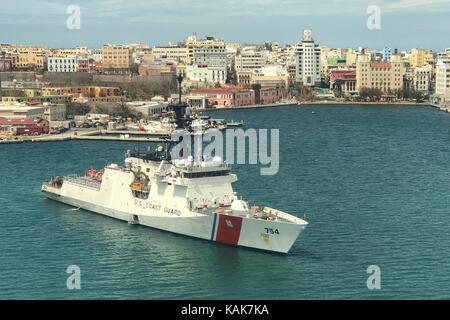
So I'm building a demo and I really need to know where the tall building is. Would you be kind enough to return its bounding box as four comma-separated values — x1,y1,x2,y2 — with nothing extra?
235,49,266,72
413,64,433,93
435,58,450,102
101,44,132,74
356,53,404,93
295,29,321,86
185,35,228,84
409,49,433,68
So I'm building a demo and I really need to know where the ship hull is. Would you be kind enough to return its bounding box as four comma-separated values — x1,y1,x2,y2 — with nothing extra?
42,188,306,254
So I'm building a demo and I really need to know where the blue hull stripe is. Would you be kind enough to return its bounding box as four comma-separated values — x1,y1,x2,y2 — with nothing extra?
210,213,217,241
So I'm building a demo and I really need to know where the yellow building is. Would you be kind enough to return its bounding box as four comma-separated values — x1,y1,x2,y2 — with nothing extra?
356,54,404,93
101,44,132,72
409,49,433,68
42,86,120,99
138,62,176,76
13,51,45,70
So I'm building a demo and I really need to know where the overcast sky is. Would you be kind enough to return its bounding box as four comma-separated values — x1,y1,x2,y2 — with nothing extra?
1,0,449,51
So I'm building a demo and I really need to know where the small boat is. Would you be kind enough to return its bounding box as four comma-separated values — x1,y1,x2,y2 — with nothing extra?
226,120,244,128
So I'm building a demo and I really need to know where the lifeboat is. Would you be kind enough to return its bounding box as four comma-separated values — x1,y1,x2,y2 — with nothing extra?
95,170,104,181
87,165,96,178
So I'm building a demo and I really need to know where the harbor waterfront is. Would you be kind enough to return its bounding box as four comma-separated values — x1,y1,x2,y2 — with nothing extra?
2,104,450,299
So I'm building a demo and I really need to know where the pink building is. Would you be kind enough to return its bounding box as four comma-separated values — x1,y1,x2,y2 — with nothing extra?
89,61,102,73
259,87,282,104
78,58,89,73
191,86,255,108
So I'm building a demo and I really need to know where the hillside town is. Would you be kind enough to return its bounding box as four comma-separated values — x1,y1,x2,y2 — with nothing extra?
1,29,450,140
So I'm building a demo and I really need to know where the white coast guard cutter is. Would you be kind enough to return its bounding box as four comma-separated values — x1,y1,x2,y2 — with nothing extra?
42,146,308,254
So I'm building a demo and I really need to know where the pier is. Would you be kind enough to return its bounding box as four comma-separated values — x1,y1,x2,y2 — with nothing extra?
11,128,170,144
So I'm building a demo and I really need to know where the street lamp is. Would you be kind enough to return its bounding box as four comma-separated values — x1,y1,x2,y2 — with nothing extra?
177,71,185,104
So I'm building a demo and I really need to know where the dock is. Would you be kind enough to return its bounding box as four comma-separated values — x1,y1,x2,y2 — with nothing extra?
12,128,171,144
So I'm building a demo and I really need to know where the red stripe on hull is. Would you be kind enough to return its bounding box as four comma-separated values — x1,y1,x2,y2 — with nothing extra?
215,214,243,245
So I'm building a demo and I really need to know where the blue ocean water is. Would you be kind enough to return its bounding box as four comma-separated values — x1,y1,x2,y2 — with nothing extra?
1,104,450,299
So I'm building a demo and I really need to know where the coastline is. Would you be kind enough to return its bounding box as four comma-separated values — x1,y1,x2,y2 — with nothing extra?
2,101,448,145
200,100,441,112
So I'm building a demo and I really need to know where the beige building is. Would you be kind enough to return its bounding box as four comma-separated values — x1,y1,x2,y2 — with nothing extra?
101,44,132,73
152,47,188,63
413,64,433,93
356,54,404,93
0,102,45,119
250,75,288,88
43,103,66,121
409,49,433,68
138,62,176,76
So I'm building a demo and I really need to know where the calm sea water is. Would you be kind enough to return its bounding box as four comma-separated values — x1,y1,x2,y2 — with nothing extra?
2,104,450,299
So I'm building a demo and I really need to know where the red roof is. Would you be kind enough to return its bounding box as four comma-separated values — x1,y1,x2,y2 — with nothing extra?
370,62,391,68
330,70,356,82
0,117,47,126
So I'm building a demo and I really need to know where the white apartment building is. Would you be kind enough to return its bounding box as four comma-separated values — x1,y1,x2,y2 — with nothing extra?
435,58,450,102
186,65,226,84
47,56,78,72
235,50,266,72
295,29,321,86
413,64,433,93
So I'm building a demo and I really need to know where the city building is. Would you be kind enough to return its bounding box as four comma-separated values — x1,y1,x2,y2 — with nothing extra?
47,56,78,72
138,61,176,76
101,44,132,73
259,87,282,104
235,50,266,72
11,51,45,70
0,56,12,71
152,47,189,63
409,49,434,68
295,29,321,86
186,64,226,84
382,47,392,61
190,86,255,108
413,64,433,93
0,102,45,118
435,58,450,102
329,70,357,96
126,98,169,116
77,57,90,73
42,103,66,121
355,53,405,93
42,86,122,103
186,35,228,84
